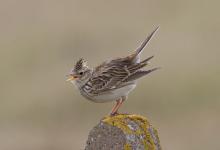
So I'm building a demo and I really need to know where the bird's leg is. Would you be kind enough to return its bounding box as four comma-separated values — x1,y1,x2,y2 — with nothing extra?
110,99,121,116
113,99,123,114
110,96,126,116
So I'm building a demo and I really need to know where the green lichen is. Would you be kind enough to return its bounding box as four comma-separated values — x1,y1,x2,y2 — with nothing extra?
102,114,160,150
124,143,132,150
102,114,136,134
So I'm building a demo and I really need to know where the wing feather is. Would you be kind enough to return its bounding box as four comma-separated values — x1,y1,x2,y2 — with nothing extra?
84,56,155,95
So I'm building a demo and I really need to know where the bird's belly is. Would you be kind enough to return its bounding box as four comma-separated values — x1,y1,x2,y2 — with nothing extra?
87,84,136,103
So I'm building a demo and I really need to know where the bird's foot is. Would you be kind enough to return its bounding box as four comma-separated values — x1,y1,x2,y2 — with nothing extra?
110,111,119,116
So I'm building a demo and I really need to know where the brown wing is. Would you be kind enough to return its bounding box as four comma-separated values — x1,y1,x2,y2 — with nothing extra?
83,56,154,95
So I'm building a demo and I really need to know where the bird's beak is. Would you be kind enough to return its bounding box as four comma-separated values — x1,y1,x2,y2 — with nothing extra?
66,75,78,81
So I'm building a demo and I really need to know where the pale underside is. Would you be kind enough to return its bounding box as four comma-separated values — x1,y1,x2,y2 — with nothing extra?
79,81,136,103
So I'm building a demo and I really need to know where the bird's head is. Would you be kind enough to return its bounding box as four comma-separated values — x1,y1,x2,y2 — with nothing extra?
66,58,92,83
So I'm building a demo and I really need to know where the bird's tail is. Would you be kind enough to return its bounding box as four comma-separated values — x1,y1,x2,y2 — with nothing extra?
130,26,159,63
124,67,160,82
128,56,154,72
135,26,159,56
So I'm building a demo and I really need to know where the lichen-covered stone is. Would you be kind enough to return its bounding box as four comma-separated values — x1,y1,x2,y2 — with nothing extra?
85,114,161,150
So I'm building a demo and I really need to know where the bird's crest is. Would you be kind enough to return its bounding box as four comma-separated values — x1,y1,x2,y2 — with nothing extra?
74,58,87,71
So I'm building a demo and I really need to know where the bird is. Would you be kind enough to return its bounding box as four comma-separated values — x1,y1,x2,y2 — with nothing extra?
66,27,159,115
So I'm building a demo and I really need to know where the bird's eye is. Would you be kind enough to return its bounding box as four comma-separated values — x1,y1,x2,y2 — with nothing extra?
79,72,84,75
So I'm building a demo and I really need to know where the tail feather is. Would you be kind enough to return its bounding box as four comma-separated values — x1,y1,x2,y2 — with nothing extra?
135,26,159,56
141,55,154,63
128,56,154,72
124,67,160,82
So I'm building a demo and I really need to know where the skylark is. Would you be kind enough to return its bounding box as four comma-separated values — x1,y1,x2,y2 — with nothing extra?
67,27,159,115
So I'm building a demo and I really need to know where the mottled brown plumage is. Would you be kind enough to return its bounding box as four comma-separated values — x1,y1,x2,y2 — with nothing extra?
67,27,159,115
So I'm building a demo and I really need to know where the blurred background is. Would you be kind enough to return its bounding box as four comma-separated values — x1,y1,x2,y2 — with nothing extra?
0,0,220,150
